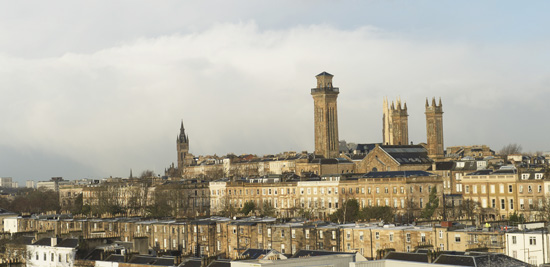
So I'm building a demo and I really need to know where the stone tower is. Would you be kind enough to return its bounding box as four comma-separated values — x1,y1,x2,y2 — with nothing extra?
383,97,409,145
177,121,191,172
425,97,444,158
311,72,340,158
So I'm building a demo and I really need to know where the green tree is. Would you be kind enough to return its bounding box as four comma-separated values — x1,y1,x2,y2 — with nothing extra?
330,199,360,223
361,206,395,223
421,186,439,219
260,201,276,217
69,193,83,215
241,201,256,215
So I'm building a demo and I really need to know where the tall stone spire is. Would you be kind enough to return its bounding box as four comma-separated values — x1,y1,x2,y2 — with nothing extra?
177,120,190,175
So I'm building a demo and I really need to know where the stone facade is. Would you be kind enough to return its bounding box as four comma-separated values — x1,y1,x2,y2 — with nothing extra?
311,72,340,158
425,97,444,159
383,97,409,146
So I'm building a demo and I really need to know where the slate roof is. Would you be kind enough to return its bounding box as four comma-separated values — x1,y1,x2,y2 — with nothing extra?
291,249,355,258
427,161,455,171
380,145,432,165
362,171,435,178
383,251,428,263
104,254,125,263
179,258,201,267
57,238,79,248
128,255,175,266
208,260,231,267
434,253,532,267
241,248,277,259
316,71,333,76
32,237,62,246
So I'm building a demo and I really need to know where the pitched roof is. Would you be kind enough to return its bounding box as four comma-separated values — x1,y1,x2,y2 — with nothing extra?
56,238,79,248
379,145,432,165
241,249,272,259
291,249,355,258
434,253,532,267
383,252,428,263
362,171,435,178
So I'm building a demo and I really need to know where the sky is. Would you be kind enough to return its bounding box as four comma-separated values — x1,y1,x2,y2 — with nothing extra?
1,1,550,184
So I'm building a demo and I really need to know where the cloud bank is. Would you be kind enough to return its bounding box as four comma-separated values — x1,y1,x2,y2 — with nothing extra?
0,22,549,181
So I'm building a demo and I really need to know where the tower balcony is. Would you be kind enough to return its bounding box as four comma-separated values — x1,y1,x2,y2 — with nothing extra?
311,87,339,94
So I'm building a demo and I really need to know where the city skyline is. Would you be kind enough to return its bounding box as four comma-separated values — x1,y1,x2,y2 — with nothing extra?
1,1,550,183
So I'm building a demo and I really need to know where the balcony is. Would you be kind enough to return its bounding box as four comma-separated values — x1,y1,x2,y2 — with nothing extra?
311,87,339,94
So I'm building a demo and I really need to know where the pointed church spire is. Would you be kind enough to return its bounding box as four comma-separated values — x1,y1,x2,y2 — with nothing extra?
179,120,188,143
432,97,436,107
403,102,407,110
129,169,133,179
438,97,442,107
425,98,429,107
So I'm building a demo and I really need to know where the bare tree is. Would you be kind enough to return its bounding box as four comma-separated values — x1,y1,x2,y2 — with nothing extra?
499,143,522,157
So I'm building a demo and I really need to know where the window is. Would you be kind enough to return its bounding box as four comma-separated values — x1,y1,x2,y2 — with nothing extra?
419,186,423,193
501,199,505,209
538,185,542,193
500,184,504,193
305,230,309,239
406,233,411,243
292,229,295,238
400,187,404,194
510,199,514,210
421,233,426,242
376,187,379,194
455,235,461,242
512,236,517,244
267,228,271,237
465,186,469,193
393,187,397,194
473,185,477,194
319,230,323,239
490,185,495,193
519,185,523,193
389,233,394,242
492,199,496,208
368,187,371,194
359,232,364,241
332,231,336,240
530,236,536,245
36,253,38,260
384,187,388,194
481,185,486,193
439,230,443,239
509,185,513,193
528,186,532,193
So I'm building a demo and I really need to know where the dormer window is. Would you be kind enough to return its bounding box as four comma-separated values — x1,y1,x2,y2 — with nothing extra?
522,174,529,180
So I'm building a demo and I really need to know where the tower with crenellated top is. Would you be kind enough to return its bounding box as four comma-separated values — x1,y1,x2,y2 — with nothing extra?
383,97,409,145
425,97,444,159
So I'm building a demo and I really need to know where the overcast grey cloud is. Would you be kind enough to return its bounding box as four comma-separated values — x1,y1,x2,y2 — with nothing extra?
0,1,549,183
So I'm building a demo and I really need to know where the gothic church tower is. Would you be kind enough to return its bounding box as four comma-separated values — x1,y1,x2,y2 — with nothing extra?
177,121,191,172
311,72,340,158
383,97,409,145
425,97,444,158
